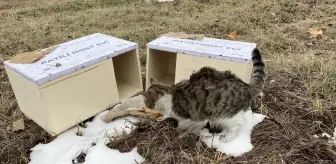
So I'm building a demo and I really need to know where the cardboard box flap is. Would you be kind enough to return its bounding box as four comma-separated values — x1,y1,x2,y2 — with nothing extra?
147,36,256,63
4,33,138,85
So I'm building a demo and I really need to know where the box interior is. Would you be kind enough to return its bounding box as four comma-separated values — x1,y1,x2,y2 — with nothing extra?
146,49,176,89
175,53,253,84
112,49,142,100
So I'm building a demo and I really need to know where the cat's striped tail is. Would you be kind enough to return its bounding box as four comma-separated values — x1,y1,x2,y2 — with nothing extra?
249,48,265,97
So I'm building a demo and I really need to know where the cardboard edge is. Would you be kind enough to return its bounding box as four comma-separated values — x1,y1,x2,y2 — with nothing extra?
145,48,151,90
35,44,138,85
147,36,257,62
4,33,139,85
4,66,55,135
48,87,143,136
3,62,40,84
134,48,144,90
147,36,257,47
146,44,252,63
4,44,138,85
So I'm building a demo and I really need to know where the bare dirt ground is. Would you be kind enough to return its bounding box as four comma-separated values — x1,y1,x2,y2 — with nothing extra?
0,0,336,163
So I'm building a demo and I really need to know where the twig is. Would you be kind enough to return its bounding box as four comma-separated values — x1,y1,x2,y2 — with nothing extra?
284,91,307,101
265,117,284,129
101,106,163,123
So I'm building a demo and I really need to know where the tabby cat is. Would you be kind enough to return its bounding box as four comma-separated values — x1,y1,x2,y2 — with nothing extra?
109,48,265,143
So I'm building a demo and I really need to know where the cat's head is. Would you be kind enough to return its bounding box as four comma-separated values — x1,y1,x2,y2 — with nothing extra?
147,77,171,94
149,77,189,89
149,77,159,85
149,77,171,87
149,77,171,88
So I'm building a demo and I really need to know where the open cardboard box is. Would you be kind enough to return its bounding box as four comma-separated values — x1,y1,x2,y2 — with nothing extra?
4,33,143,136
112,49,143,100
146,35,256,89
146,49,177,86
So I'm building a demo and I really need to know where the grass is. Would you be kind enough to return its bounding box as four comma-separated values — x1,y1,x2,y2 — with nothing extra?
0,0,336,163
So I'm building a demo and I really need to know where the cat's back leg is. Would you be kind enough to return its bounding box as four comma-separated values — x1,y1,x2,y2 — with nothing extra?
169,111,208,134
177,119,208,134
210,110,245,143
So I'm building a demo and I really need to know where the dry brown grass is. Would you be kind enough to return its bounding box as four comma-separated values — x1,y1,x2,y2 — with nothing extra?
1,0,336,163
108,118,229,163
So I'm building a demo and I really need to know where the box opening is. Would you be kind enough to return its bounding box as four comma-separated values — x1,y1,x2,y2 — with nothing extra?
146,49,176,88
112,49,142,100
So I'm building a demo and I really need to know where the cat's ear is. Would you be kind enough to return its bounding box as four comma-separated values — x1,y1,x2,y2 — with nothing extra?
205,121,211,129
150,77,158,85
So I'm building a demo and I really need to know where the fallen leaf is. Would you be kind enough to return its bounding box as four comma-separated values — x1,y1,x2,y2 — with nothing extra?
9,45,59,64
101,106,164,123
308,27,323,37
161,32,204,40
40,45,59,54
226,32,240,40
9,51,44,64
12,118,25,132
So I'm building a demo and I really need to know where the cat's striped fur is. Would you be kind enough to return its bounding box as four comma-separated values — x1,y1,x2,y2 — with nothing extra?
110,48,265,142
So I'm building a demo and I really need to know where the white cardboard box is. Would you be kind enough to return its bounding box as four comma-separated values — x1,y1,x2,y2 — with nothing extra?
4,33,143,136
146,36,256,89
